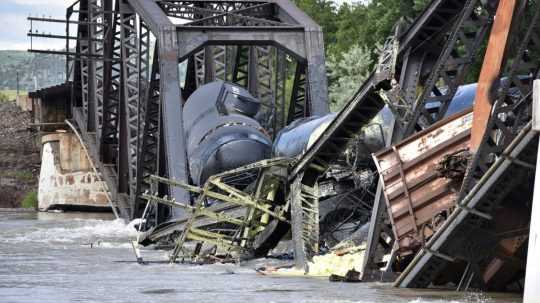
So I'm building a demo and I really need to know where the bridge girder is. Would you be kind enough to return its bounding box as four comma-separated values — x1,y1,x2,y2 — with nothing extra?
35,0,329,221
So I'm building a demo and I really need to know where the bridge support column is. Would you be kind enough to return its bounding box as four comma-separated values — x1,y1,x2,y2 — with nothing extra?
525,80,540,303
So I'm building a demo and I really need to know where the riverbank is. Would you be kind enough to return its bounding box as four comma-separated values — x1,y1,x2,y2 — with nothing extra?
0,208,36,212
0,100,40,208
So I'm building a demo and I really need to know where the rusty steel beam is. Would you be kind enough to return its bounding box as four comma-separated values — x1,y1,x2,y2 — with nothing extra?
470,0,517,151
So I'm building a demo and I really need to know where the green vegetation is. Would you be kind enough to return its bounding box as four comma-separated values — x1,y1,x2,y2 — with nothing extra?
0,91,10,102
0,50,65,92
21,191,38,209
0,90,26,102
294,0,429,60
0,170,35,182
293,0,431,110
0,50,31,66
0,2,436,111
327,45,373,111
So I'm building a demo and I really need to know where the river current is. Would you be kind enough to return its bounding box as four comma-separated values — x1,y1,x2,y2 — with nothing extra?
0,211,523,303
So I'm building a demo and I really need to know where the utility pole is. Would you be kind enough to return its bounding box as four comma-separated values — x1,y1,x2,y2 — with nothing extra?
16,71,19,96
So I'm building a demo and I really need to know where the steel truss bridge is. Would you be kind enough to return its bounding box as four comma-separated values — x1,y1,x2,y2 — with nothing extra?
30,0,329,220
29,0,540,291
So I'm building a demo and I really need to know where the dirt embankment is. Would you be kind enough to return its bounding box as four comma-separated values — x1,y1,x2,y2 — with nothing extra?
0,101,40,208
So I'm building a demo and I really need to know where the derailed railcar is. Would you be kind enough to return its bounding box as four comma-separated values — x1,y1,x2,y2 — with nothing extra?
373,109,473,267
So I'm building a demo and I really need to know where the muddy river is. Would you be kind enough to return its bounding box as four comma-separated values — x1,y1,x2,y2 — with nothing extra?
0,211,523,303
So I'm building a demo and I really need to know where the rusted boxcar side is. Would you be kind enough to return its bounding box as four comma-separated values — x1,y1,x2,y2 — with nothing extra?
373,109,473,255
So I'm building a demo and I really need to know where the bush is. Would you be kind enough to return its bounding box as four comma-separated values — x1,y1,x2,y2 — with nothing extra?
14,171,34,182
21,191,38,209
0,170,34,182
327,44,373,111
0,91,9,102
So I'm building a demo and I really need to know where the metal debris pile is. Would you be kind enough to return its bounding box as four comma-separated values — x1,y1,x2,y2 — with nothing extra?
140,159,292,264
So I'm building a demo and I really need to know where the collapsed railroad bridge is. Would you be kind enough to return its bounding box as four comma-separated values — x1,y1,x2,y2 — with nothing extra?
27,0,540,297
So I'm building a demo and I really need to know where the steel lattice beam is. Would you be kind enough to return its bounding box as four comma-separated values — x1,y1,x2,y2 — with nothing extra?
128,0,192,220
120,5,141,206
175,0,329,118
459,0,540,207
33,0,329,227
288,63,308,123
135,44,161,218
213,45,228,81
158,1,272,21
100,2,121,164
252,46,274,131
274,48,287,129
288,0,495,269
394,0,540,289
400,0,492,137
232,45,249,87
79,0,91,132
90,0,106,144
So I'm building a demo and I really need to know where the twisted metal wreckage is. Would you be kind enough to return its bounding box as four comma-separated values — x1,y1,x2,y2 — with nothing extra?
27,0,540,293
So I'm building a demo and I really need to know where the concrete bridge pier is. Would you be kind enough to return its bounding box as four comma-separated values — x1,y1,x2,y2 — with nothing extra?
38,131,110,212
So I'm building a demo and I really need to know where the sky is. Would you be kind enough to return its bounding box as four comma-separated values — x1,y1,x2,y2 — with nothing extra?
0,0,356,51
0,0,70,50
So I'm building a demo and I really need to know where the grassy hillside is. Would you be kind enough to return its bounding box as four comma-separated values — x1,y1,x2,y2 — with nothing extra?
0,51,30,66
0,90,27,102
0,50,65,92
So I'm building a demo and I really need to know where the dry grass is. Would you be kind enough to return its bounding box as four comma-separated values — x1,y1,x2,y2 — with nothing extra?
0,90,26,102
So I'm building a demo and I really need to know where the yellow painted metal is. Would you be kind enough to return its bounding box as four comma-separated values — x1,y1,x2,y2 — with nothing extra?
142,158,295,263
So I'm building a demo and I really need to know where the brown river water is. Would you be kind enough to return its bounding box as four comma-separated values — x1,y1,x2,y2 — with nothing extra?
0,211,523,303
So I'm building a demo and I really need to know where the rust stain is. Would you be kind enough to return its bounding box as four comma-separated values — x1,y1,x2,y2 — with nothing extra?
471,0,517,151
373,110,472,254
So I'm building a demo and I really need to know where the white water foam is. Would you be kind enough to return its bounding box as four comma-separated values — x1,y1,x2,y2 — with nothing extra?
2,218,138,248
407,293,493,303
407,300,462,303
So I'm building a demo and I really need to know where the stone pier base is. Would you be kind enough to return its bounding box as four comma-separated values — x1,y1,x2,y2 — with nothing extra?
38,132,110,212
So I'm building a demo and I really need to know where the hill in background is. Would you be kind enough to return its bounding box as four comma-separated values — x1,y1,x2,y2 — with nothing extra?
0,50,65,93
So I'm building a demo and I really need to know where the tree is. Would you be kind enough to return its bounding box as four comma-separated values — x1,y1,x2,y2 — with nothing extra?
292,0,432,109
294,0,431,60
327,44,373,111
293,0,339,51
332,3,368,56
